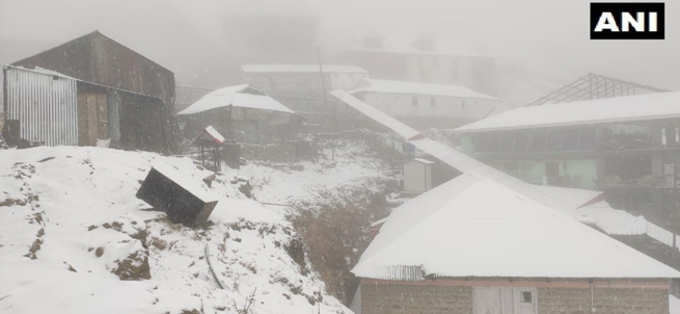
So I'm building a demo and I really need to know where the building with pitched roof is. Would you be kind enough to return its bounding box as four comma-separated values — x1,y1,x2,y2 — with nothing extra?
350,78,500,129
241,64,368,127
3,31,175,152
352,172,679,314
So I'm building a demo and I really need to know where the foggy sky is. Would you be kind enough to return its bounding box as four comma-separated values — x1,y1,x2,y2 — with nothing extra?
1,0,677,102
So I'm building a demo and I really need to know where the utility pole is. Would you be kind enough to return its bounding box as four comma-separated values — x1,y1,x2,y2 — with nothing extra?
316,44,336,129
316,43,335,160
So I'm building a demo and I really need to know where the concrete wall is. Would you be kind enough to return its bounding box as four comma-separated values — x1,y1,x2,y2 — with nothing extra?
358,278,670,314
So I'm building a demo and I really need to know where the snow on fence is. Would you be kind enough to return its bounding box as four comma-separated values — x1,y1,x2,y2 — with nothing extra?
379,265,425,281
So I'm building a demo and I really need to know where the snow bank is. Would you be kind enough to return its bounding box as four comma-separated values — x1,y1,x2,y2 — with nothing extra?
0,146,349,314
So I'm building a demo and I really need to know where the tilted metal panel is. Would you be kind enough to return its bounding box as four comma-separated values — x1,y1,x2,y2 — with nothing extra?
5,67,78,146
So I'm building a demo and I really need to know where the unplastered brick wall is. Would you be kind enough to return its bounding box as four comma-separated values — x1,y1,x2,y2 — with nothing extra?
538,286,668,314
359,279,669,314
360,282,473,314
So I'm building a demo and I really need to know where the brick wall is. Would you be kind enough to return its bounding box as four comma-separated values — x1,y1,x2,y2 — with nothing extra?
361,282,473,314
359,278,669,314
538,286,668,314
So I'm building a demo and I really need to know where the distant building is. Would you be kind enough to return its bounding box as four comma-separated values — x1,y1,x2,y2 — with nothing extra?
352,173,679,314
350,78,500,129
340,47,498,96
177,84,297,144
175,85,213,113
456,91,680,233
241,64,368,123
3,31,175,152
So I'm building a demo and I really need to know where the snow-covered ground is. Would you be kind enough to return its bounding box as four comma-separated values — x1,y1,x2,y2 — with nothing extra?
0,144,388,314
237,138,391,205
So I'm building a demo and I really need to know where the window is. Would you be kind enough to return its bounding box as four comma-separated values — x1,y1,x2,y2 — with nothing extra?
521,291,533,303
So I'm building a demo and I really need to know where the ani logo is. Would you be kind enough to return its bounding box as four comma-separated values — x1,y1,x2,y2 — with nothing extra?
590,2,665,39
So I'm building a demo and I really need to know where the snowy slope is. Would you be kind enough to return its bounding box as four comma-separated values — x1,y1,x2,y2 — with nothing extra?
0,147,350,314
237,139,391,205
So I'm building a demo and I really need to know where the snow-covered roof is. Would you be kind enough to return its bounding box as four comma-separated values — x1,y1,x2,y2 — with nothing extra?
351,79,497,100
241,64,367,74
150,162,217,203
333,91,679,278
331,90,602,212
456,91,680,133
332,90,420,139
412,158,435,165
204,126,225,144
177,84,294,115
353,173,680,279
6,65,77,80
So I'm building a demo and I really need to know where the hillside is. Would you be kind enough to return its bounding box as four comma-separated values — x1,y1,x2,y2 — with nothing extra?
0,144,389,314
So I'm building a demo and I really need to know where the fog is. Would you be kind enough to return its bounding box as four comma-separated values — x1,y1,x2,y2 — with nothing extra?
1,0,678,102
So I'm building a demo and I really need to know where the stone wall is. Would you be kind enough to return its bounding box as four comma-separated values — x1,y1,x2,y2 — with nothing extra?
359,279,669,314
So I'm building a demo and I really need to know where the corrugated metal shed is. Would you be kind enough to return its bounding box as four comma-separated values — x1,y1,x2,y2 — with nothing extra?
4,66,78,146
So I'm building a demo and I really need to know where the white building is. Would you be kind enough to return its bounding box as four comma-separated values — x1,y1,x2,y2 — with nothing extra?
340,47,499,96
350,78,500,129
241,64,368,115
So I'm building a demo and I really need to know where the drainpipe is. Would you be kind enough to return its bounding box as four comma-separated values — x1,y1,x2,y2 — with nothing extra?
590,279,596,313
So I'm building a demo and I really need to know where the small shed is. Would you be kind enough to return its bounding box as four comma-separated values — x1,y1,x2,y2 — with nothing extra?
402,158,434,195
136,163,218,226
177,84,297,144
196,126,225,171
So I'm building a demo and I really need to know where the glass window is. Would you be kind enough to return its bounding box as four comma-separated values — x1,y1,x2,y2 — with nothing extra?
521,291,532,303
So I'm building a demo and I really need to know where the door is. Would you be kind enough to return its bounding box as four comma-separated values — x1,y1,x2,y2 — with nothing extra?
473,287,537,314
473,287,503,314
514,288,537,314
96,93,108,140
77,92,109,146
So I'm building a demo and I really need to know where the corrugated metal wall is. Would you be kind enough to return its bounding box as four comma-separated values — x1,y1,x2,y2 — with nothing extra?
4,66,78,146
